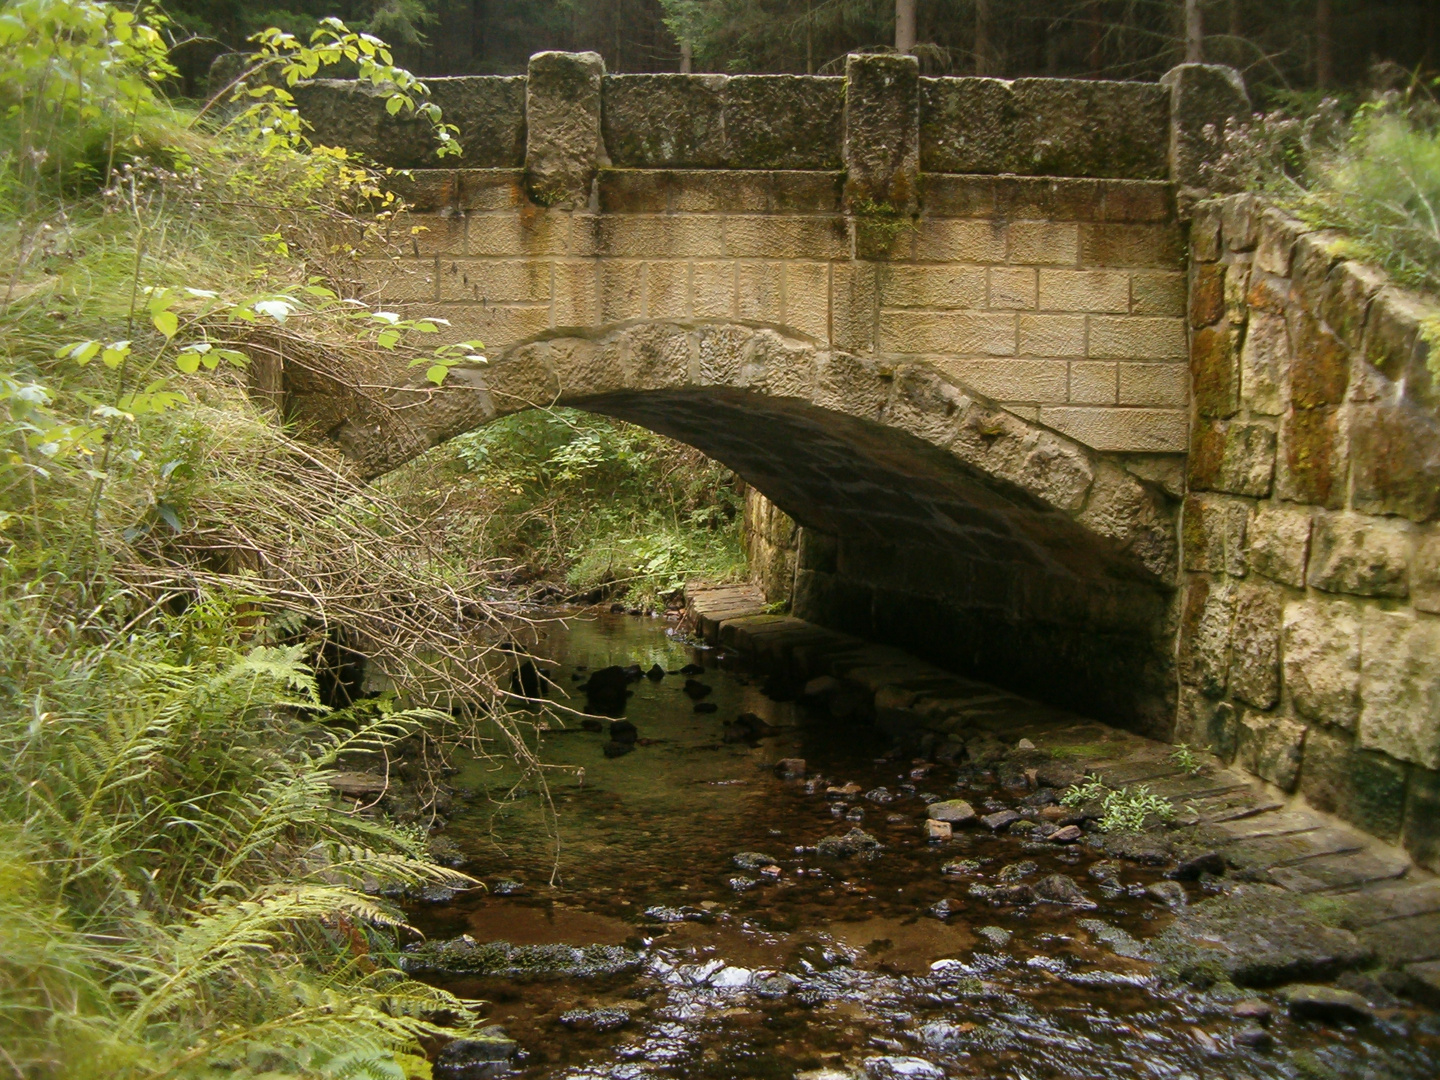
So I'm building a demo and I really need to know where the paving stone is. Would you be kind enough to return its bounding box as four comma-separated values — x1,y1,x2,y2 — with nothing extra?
1267,849,1411,894
1404,960,1440,1006
1214,809,1324,841
1344,882,1440,926
1360,914,1440,966
1226,828,1365,869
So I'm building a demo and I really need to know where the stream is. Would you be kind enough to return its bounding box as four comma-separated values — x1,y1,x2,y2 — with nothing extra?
405,610,1440,1080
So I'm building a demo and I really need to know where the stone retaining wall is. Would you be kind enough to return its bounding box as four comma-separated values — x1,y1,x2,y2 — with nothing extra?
1177,193,1440,873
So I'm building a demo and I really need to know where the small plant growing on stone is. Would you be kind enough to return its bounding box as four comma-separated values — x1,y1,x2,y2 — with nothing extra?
1169,742,1203,776
1060,776,1108,807
1098,785,1175,834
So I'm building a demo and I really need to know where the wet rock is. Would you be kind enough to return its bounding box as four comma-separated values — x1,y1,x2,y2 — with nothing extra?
435,1027,518,1080
602,740,634,758
977,925,1012,947
996,860,1039,883
642,905,709,923
816,827,882,858
621,663,644,682
924,819,952,842
1078,918,1148,960
1048,825,1084,844
845,806,866,822
1095,831,1173,865
1148,883,1372,988
583,666,631,716
864,1056,945,1080
679,663,704,675
610,719,638,744
728,875,758,891
1170,850,1226,881
802,675,841,698
723,712,778,741
732,851,778,871
1146,880,1189,908
827,781,863,796
491,878,526,896
558,1007,631,1032
645,663,666,681
928,897,962,919
693,701,719,714
752,971,797,997
865,786,895,804
1231,999,1273,1023
683,679,713,699
926,799,977,825
400,939,644,980
1285,984,1375,1023
775,757,807,779
1033,873,1097,909
1020,787,1058,808
427,836,466,869
981,810,1022,831
970,882,1035,905
942,858,982,875
1016,738,1037,750
1234,1024,1273,1048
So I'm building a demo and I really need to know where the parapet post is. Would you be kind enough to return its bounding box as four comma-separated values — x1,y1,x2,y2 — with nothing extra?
525,51,608,209
843,52,920,221
1161,63,1251,200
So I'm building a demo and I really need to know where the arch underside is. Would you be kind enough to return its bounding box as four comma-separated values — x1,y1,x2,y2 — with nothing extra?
308,320,1181,731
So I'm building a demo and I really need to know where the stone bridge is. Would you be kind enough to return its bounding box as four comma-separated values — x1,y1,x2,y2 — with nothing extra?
254,52,1440,868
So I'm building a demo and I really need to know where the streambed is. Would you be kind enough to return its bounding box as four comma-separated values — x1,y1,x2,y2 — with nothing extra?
406,610,1440,1080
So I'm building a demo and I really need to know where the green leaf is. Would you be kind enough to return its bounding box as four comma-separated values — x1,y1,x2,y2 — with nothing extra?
152,310,179,338
425,364,449,386
175,352,201,374
102,343,131,369
60,340,102,365
377,329,401,349
386,94,404,116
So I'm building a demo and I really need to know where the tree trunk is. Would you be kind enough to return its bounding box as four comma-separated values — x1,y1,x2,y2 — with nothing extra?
806,0,814,74
896,0,917,55
680,42,692,73
1316,0,1333,88
1228,0,1241,39
1185,0,1204,63
1087,1,1103,75
975,0,992,75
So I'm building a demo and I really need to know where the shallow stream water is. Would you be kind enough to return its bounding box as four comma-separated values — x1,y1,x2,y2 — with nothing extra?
408,611,1440,1080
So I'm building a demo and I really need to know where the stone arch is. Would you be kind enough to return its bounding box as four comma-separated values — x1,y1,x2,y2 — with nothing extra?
299,319,1179,731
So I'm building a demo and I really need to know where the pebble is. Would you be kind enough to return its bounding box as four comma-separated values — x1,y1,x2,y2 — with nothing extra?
924,819,952,842
926,798,977,824
1231,999,1273,1023
816,827,882,858
1146,880,1188,908
1234,1024,1273,1048
732,851,778,871
1285,984,1374,1023
1032,873,1097,909
1048,825,1083,844
865,786,895,804
977,925,1012,947
980,810,1022,831
775,757,807,779
996,860,1038,883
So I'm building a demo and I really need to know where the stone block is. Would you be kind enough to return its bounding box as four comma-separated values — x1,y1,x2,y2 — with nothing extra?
599,261,643,322
439,258,553,304
1089,316,1187,360
1176,685,1239,761
1132,271,1186,317
1178,575,1235,698
1038,407,1187,454
914,220,1007,264
1161,64,1251,190
1188,420,1276,497
1404,766,1440,873
844,53,920,214
692,261,735,319
832,263,879,352
553,262,599,325
1283,599,1361,730
1359,609,1440,770
601,74,726,167
1039,269,1130,313
596,216,724,259
1190,262,1225,327
1321,260,1386,351
1237,710,1307,792
1008,223,1080,266
737,262,782,323
1363,289,1437,407
645,261,689,318
1230,581,1283,709
988,267,1037,310
1239,311,1287,415
1348,401,1440,523
1307,512,1410,598
1069,361,1118,404
1018,314,1085,358
726,215,847,260
1301,727,1408,843
1255,207,1303,276
784,261,830,341
1247,503,1311,587
1191,323,1240,418
943,359,1067,404
526,52,607,208
1245,268,1287,315
1276,406,1342,509
1190,202,1223,262
1117,362,1188,407
1414,529,1440,615
722,74,846,169
878,311,1015,356
696,324,752,386
1289,313,1350,408
1079,224,1182,269
1218,193,1262,253
1182,493,1246,574
467,212,569,257
919,77,1169,179
881,265,987,310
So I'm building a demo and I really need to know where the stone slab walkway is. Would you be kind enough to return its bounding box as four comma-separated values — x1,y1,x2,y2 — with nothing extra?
682,583,1440,1002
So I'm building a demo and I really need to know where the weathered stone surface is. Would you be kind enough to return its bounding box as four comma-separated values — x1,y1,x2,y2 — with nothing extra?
1359,609,1440,769
1181,494,1247,574
1348,401,1440,523
1189,263,1225,327
927,799,977,824
1414,528,1440,614
1300,727,1408,843
1363,288,1438,408
1306,512,1410,598
526,52,607,207
1289,313,1351,408
724,75,846,169
1404,767,1440,873
1236,710,1307,791
1283,599,1361,730
1190,324,1239,418
1229,582,1282,709
919,76,1168,179
1218,193,1262,252
1284,984,1375,1023
845,53,920,213
1321,260,1386,350
1239,311,1286,415
1189,420,1275,497
1255,208,1302,276
1175,686,1238,761
1148,883,1369,988
1162,65,1250,190
294,76,527,169
1178,576,1234,697
1246,503,1311,587
1277,406,1342,508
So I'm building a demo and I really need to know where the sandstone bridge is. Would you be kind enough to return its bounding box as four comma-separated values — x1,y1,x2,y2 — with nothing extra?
251,52,1440,871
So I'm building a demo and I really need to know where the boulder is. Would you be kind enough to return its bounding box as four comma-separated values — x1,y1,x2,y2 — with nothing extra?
1033,874,1097,909
926,799,977,825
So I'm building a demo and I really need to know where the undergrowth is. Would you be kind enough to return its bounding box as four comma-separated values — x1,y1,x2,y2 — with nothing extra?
380,408,747,611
